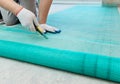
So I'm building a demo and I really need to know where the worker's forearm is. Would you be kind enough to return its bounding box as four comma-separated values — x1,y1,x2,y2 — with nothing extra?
39,0,53,24
0,0,23,15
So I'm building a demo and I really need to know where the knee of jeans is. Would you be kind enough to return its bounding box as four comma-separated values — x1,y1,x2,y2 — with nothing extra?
4,18,19,26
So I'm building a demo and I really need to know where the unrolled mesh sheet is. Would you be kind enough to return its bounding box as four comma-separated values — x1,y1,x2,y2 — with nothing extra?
0,5,120,82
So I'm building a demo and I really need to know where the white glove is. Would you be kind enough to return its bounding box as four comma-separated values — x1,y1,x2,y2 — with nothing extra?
40,24,61,33
17,8,39,32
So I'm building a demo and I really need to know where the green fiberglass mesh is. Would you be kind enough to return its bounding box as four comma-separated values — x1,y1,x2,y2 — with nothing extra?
0,5,120,82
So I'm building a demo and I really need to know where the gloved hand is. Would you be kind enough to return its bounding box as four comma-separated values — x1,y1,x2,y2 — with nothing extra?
17,8,40,32
40,24,61,34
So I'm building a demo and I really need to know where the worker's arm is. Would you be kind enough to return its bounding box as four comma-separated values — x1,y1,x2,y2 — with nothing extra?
0,0,22,15
0,0,40,32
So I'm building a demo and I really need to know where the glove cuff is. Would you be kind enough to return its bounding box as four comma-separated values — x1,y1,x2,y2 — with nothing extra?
15,7,24,16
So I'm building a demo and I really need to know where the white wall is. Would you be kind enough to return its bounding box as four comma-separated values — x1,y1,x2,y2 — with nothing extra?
53,0,101,4
55,0,100,1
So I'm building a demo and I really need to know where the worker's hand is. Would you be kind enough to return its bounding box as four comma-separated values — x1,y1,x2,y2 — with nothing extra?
17,8,39,32
40,24,61,34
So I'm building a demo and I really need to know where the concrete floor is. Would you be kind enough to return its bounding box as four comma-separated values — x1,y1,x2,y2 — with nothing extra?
0,4,119,84
0,57,117,84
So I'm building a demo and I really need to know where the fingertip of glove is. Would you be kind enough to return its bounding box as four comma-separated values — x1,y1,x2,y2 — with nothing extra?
46,29,61,34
